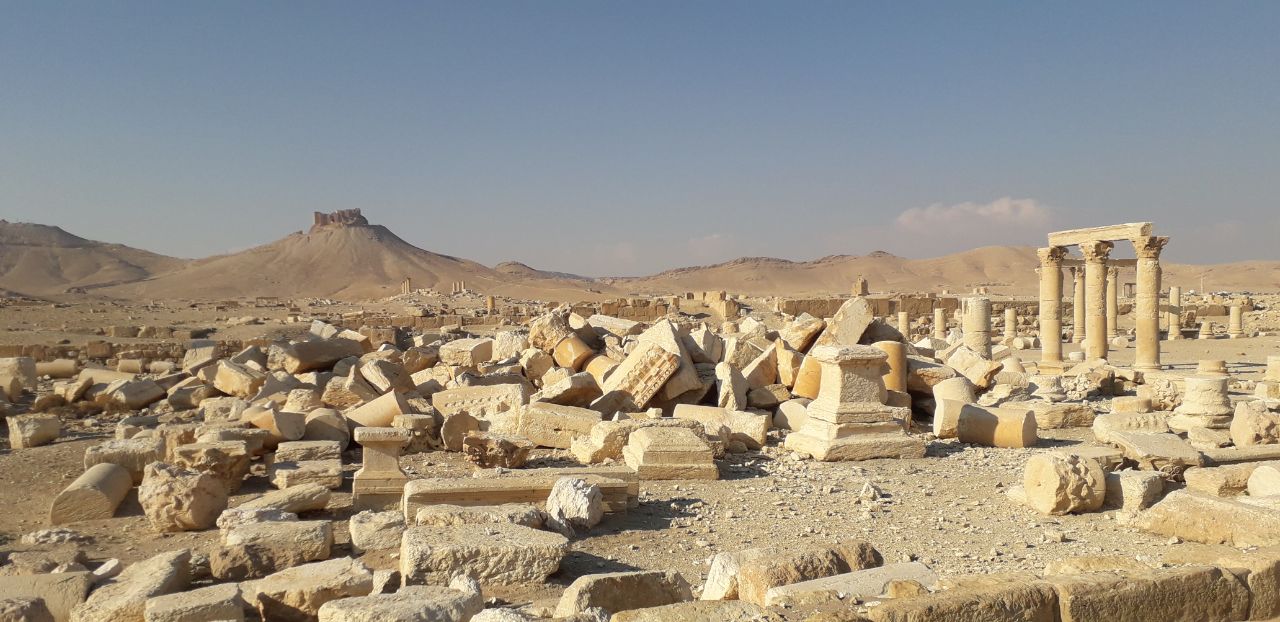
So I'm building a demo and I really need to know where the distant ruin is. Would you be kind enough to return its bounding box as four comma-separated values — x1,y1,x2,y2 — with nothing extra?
311,209,369,232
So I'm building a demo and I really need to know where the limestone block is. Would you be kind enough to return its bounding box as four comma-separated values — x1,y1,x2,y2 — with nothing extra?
237,482,331,514
415,504,545,529
270,338,365,374
956,405,1037,449
1102,469,1164,512
735,541,883,606
1248,463,1280,497
274,440,342,463
591,341,680,415
139,462,228,532
322,367,379,410
622,427,718,480
246,407,306,449
0,597,54,622
779,315,825,351
554,570,691,618
545,477,603,536
0,357,37,389
945,345,1003,389
530,371,602,408
610,601,777,622
1183,463,1263,496
102,379,166,409
866,580,1058,622
171,441,251,493
0,571,92,622
349,510,406,554
714,362,748,411
439,338,494,367
1134,490,1280,547
1045,565,1248,622
763,562,938,608
1023,453,1106,515
241,557,373,622
50,463,133,525
268,459,343,490
84,437,165,485
432,384,526,421
1092,411,1170,444
213,361,267,399
318,580,482,622
358,359,413,394
462,432,533,469
773,398,810,431
569,417,705,464
304,408,352,449
393,413,438,454
70,549,190,622
399,523,568,586
143,582,244,622
516,402,600,448
1108,430,1203,474
1230,400,1280,447
198,396,250,423
8,414,61,449
1027,402,1095,429
344,390,411,428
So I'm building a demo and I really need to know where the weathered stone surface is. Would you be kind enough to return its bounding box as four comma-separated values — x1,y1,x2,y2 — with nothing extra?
212,360,267,399
212,520,334,580
945,345,1003,389
139,463,228,532
432,384,526,421
956,405,1037,449
439,337,494,367
1183,463,1261,497
545,477,603,536
1248,463,1280,497
50,463,132,525
623,426,718,480
399,523,568,586
237,482,331,513
1027,402,1095,429
591,341,680,415
1102,469,1164,512
171,441,251,493
1108,430,1203,475
1023,453,1106,515
102,379,167,409
349,510,406,554
1092,411,1170,444
0,572,92,622
673,404,769,450
530,372,602,408
317,578,483,622
763,562,938,608
773,398,810,431
414,504,544,529
0,597,54,622
242,557,373,622
554,570,692,617
462,432,533,469
515,402,600,449
609,601,778,622
1231,399,1280,447
268,458,343,490
71,549,190,622
1045,564,1249,622
866,580,1058,622
7,413,61,449
271,338,366,374
143,582,244,622
735,542,883,606
570,417,703,464
1135,490,1280,547
84,436,163,485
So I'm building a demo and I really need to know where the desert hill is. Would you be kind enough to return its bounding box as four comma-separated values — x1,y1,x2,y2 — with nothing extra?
0,220,186,298
99,212,616,302
606,246,1280,297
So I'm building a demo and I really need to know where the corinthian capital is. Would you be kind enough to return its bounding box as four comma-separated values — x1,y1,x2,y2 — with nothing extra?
1036,246,1068,266
1079,240,1115,262
1134,236,1169,260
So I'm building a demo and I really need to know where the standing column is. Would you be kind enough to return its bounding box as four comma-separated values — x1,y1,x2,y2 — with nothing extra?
1004,307,1017,340
933,307,946,340
1072,267,1086,343
1168,286,1183,340
1080,241,1114,360
1037,246,1066,364
962,296,992,358
1133,236,1168,372
897,311,910,337
1228,304,1245,339
1106,266,1119,340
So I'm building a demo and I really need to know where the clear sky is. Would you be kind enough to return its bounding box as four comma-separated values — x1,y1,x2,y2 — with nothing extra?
2,2,1278,276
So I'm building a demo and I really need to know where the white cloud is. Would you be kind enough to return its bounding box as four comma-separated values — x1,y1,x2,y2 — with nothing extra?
895,197,1052,233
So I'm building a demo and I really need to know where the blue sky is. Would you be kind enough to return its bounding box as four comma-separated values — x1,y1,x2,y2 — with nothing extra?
2,2,1277,275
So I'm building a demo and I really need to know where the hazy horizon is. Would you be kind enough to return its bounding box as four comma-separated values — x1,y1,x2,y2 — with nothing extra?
4,3,1278,276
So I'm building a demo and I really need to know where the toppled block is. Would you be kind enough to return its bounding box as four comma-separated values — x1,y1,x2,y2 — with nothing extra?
1045,565,1248,622
516,402,601,449
1135,489,1280,547
956,405,1037,449
0,572,92,622
544,477,603,536
1027,402,1095,429
171,441,251,493
274,440,342,463
623,427,718,480
866,579,1058,622
139,463,228,532
945,345,1003,389
570,417,704,464
432,384,526,421
1102,469,1164,512
268,459,343,490
84,437,165,484
530,371,602,408
399,523,568,586
414,504,545,529
673,404,768,450
1230,400,1280,448
71,549,190,622
734,541,884,606
50,463,132,525
238,482,331,514
438,337,494,367
269,338,365,374
212,361,266,399
1108,430,1204,475
1093,411,1170,444
462,432,533,469
1023,453,1105,515
143,583,244,622
763,562,938,608
241,557,373,622
212,520,334,580
591,341,680,414
611,601,777,622
316,580,482,622
7,413,61,449
554,570,692,617
345,391,411,428
402,473,633,519
349,510,406,555
102,379,166,409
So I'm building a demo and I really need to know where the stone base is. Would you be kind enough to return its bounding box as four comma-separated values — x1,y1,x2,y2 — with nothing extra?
621,447,719,480
1167,413,1232,432
783,431,926,461
268,459,343,490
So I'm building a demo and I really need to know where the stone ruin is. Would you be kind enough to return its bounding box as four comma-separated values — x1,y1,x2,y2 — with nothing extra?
311,209,369,232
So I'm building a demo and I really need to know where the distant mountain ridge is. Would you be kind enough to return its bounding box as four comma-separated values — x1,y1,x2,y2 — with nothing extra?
0,220,186,297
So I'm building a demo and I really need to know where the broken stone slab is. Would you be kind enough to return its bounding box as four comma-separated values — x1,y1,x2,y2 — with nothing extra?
1102,469,1164,513
1135,489,1280,547
432,384,527,421
554,570,692,618
101,379,167,410
1162,547,1280,620
529,371,602,408
515,402,601,449
83,437,165,485
211,520,334,580
772,398,810,431
1230,400,1280,447
171,441,251,493
139,462,228,532
713,361,748,411
237,482,332,514
316,579,483,622
268,458,343,490
1183,463,1264,496
1092,411,1170,444
345,391,412,428
1108,430,1204,475
637,320,701,402
358,358,414,395
1044,564,1248,622
462,432,533,469
866,579,1058,622
0,597,55,622
241,557,373,622
269,338,366,374
591,341,680,415
735,541,884,606
1023,453,1106,515
414,504,544,529
673,404,768,450
610,601,777,622
70,549,190,622
322,367,380,410
544,477,603,536
245,406,307,449
763,562,938,608
143,582,244,622
348,510,406,555
1248,463,1280,497
569,417,704,464
438,337,495,367
212,360,267,399
945,345,1003,389
0,356,37,389
402,474,633,519
274,440,343,463
1027,402,1095,429
7,413,61,449
0,572,92,622
399,523,568,586
50,463,132,525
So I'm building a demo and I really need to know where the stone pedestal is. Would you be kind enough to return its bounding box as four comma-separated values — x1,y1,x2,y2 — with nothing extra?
1133,236,1167,371
1037,247,1066,364
1072,267,1086,344
1228,305,1245,339
352,427,411,511
1081,241,1114,360
962,297,992,359
1198,321,1214,340
1106,266,1119,340
782,346,923,461
932,308,946,340
1167,286,1183,340
1170,376,1233,430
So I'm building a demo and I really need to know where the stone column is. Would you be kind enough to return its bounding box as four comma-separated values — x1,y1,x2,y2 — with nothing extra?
933,307,946,340
1004,307,1017,340
962,297,992,359
1080,241,1114,360
1037,247,1066,364
1167,286,1183,340
1106,266,1119,340
1133,236,1167,372
897,311,910,337
1072,267,1086,344
1228,304,1245,339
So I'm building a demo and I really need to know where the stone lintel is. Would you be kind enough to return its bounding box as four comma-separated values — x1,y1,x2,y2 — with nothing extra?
1048,223,1152,247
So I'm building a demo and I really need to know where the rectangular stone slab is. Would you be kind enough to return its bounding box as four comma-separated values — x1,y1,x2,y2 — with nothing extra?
1048,222,1152,246
402,475,633,519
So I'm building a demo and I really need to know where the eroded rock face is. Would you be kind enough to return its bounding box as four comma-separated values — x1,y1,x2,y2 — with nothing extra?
1023,453,1106,516
545,477,603,536
138,462,228,532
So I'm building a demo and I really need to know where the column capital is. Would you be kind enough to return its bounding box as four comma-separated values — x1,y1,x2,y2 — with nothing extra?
1036,246,1069,266
1079,240,1114,262
1134,236,1169,260
1107,265,1119,279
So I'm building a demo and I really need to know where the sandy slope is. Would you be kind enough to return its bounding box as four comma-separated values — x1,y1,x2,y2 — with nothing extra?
0,221,186,297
